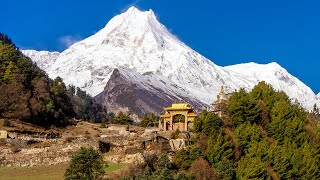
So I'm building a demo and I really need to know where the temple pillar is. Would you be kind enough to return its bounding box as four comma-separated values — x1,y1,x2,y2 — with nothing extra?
185,117,188,131
170,115,173,130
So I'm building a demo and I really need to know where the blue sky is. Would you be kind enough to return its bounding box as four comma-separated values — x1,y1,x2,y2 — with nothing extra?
1,0,319,93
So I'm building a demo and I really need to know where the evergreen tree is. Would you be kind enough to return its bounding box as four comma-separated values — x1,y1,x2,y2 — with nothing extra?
140,113,158,127
112,111,133,124
64,147,105,180
236,156,269,179
67,85,107,122
0,33,75,126
313,103,319,115
228,88,261,127
205,132,234,165
194,110,222,135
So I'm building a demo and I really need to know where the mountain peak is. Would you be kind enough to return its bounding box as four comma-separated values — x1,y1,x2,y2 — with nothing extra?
23,7,320,112
122,6,156,20
126,6,142,14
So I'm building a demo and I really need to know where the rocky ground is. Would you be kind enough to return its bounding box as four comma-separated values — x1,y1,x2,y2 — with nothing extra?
0,119,173,167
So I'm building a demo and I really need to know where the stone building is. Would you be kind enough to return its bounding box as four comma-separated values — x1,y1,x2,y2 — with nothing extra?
212,86,230,118
160,102,197,132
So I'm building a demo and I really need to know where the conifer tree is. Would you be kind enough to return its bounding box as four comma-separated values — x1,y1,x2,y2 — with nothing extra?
64,147,105,180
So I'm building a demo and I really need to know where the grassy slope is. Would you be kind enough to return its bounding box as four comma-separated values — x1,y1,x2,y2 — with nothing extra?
0,163,67,180
0,163,127,180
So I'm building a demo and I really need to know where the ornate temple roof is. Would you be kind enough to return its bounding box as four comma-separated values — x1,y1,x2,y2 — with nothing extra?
164,103,192,111
160,113,171,117
187,113,197,117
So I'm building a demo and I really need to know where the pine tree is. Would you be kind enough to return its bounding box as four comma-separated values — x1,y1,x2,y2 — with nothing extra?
64,147,105,180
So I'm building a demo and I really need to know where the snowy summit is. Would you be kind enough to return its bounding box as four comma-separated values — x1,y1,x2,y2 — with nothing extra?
22,6,320,113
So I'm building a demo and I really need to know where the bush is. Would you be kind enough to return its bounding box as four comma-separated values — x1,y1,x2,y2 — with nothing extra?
112,112,133,125
100,117,106,128
64,147,105,180
3,119,12,127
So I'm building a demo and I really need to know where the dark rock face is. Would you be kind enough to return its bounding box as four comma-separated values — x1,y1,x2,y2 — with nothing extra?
95,68,205,118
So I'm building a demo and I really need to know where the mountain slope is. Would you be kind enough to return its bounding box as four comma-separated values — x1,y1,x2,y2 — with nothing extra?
21,50,60,71
95,67,205,117
22,7,319,114
223,62,318,109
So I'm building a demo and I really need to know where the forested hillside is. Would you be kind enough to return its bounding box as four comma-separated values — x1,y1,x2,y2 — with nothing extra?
67,85,106,122
119,82,320,179
179,82,320,179
0,34,106,126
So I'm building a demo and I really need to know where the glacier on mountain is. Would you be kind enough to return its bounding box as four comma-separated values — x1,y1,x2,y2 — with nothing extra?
22,50,60,71
22,6,320,111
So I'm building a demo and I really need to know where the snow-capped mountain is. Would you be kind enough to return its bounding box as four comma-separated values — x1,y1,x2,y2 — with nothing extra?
223,62,318,109
95,67,206,117
22,50,60,71
23,6,319,114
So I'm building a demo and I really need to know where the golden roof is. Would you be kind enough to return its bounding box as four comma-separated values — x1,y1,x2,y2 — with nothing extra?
160,113,171,117
164,103,192,111
187,113,197,117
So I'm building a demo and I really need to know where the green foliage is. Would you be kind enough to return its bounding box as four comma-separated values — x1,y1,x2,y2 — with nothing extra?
267,100,308,146
0,33,75,126
3,119,12,127
313,103,319,115
112,111,133,125
227,88,261,127
191,82,319,179
245,140,272,163
294,144,320,179
0,33,14,45
154,154,173,171
140,113,158,127
100,118,106,128
3,61,18,83
67,85,107,122
205,132,234,165
214,157,235,180
122,153,176,180
194,110,222,135
151,167,174,180
49,77,75,121
175,172,195,180
235,122,263,154
64,147,105,180
236,156,269,180
270,140,297,179
174,148,202,170
250,81,289,108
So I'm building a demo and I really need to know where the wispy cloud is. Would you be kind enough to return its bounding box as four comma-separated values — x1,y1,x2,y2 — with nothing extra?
58,35,83,49
120,0,144,13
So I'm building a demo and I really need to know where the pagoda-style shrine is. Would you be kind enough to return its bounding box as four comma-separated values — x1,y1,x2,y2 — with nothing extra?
212,86,230,118
160,102,197,132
